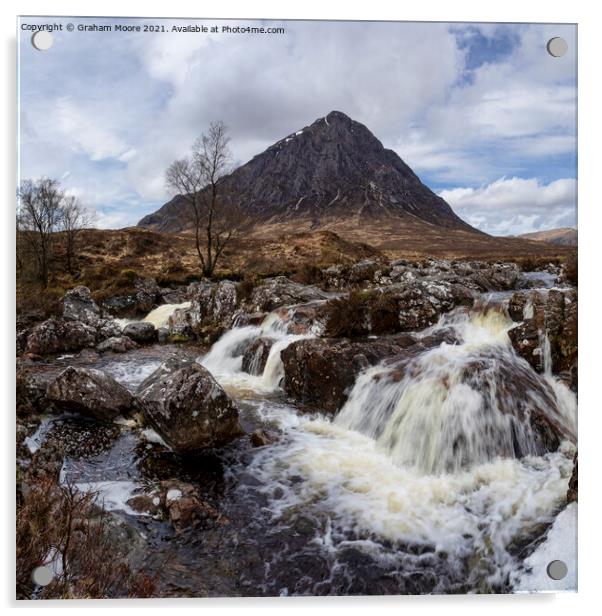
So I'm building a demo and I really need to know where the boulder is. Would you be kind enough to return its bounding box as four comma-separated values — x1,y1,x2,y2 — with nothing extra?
46,366,134,421
249,277,329,312
137,362,243,452
25,318,96,355
123,322,157,344
97,336,138,353
101,277,160,317
62,286,102,327
169,280,240,338
281,334,421,414
249,429,278,447
241,337,275,375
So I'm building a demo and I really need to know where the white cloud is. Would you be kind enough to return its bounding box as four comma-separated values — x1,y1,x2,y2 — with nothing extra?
55,98,132,161
439,177,577,235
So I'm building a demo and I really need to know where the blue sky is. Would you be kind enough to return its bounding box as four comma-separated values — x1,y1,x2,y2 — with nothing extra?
18,18,577,235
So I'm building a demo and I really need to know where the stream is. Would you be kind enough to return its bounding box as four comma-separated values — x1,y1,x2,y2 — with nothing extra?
25,279,577,596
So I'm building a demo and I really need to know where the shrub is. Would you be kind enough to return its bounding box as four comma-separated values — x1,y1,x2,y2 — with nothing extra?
16,478,156,599
369,291,400,334
323,291,369,338
236,277,256,304
293,263,322,286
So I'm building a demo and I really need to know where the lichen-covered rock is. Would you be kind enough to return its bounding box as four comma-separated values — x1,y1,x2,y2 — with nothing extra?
508,289,577,388
47,366,134,421
169,280,240,338
249,277,329,312
63,286,102,327
123,322,157,344
97,336,138,353
137,362,243,452
25,318,96,355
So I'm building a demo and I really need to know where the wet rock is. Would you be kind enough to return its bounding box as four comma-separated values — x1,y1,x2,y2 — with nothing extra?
157,327,169,344
25,318,96,355
47,366,135,421
508,292,528,322
97,336,138,353
249,277,329,312
242,337,275,375
249,429,277,447
233,312,268,327
123,321,157,344
508,289,577,387
159,480,225,531
127,493,162,516
281,334,419,414
137,362,243,452
567,452,578,502
77,348,101,364
62,285,102,327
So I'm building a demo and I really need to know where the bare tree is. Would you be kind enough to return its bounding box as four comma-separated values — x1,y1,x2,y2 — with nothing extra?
59,196,95,273
17,178,63,286
166,122,244,278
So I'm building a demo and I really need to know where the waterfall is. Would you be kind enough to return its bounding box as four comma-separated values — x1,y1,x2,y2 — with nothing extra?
335,308,575,474
201,310,312,391
143,302,191,329
201,325,262,376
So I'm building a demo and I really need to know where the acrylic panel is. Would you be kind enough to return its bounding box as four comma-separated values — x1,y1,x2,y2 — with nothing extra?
16,16,577,599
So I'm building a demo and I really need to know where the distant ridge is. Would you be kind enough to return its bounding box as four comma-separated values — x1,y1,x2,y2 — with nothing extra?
517,228,577,247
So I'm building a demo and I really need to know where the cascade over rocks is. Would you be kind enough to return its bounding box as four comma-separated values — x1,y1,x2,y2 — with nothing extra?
242,337,275,375
280,332,454,414
137,361,243,452
47,366,135,421
508,289,577,387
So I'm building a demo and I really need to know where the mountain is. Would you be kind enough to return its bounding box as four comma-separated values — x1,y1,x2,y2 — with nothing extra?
138,111,477,239
518,228,577,247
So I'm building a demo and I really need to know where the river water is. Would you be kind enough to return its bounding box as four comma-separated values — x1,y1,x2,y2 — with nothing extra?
31,282,577,596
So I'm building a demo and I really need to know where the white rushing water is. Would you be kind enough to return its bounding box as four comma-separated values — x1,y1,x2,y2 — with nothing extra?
201,303,577,591
201,309,313,392
114,301,191,331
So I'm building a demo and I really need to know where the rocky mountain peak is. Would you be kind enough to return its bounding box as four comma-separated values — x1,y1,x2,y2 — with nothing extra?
139,112,475,234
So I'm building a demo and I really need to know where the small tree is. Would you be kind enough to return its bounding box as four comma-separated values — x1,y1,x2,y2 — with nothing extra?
59,196,94,274
17,178,63,286
166,122,244,278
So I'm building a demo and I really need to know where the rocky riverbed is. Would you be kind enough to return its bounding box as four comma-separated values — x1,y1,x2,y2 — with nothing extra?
16,258,578,598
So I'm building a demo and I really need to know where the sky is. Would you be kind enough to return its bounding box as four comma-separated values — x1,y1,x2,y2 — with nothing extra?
18,18,577,236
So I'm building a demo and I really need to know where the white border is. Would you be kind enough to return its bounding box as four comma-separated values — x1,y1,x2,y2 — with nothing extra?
2,1,600,614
